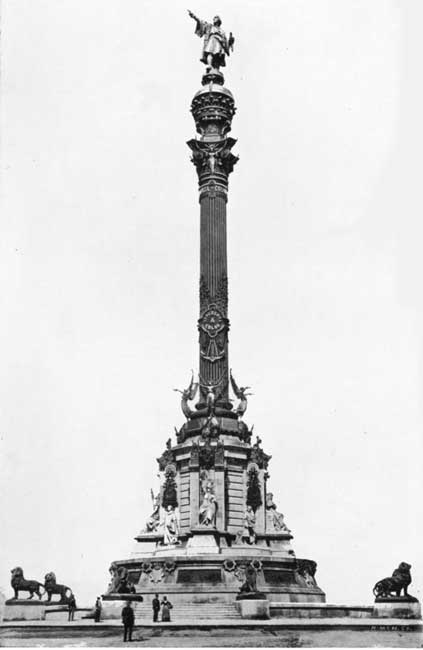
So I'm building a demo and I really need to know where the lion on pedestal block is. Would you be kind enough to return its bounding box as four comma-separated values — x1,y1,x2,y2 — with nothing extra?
373,562,412,599
44,572,72,604
10,567,44,600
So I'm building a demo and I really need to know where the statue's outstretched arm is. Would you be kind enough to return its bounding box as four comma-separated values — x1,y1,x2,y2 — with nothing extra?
188,9,199,22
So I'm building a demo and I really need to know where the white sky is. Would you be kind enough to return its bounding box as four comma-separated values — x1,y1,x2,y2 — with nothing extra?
0,0,422,607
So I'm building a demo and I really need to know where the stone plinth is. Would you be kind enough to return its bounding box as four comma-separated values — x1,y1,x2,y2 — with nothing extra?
186,529,219,554
4,600,46,621
373,599,421,620
270,602,374,619
236,597,270,620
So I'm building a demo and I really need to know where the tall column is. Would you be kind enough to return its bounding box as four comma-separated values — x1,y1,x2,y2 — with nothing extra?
187,71,238,411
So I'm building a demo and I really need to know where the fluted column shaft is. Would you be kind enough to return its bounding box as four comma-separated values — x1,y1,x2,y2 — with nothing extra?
198,188,230,405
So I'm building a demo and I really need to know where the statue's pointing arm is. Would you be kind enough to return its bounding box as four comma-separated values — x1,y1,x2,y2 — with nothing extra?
187,9,207,37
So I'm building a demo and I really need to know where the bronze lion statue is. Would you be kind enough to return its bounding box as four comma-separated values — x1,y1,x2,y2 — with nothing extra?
44,572,72,603
10,567,44,600
373,562,412,599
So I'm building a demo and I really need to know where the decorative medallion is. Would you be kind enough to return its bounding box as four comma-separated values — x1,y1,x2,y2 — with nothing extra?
200,305,225,337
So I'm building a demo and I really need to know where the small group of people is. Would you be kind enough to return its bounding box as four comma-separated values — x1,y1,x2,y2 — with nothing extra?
88,593,174,641
152,594,173,622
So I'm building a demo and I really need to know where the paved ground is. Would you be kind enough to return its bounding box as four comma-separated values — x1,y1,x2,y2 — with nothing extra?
1,621,422,648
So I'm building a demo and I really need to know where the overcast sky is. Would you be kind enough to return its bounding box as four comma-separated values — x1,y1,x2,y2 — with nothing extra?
1,0,422,607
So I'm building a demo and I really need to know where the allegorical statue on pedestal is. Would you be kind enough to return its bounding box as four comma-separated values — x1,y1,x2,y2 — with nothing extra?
242,506,257,545
266,493,291,533
188,10,234,71
199,481,217,526
163,505,180,545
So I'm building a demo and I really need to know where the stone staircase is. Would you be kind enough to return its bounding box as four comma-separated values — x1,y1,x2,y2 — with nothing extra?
133,601,241,622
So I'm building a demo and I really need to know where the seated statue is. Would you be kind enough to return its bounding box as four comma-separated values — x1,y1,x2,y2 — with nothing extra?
265,493,290,532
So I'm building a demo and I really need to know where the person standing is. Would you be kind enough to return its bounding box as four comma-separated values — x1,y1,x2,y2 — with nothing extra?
68,593,76,621
152,594,160,622
94,597,102,623
160,595,173,622
121,601,135,642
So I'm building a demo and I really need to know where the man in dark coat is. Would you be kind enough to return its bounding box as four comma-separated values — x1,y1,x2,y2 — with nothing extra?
121,601,135,642
152,594,160,622
68,593,76,621
94,597,102,623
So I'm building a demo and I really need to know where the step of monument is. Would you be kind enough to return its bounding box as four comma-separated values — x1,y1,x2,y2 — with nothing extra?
133,602,241,621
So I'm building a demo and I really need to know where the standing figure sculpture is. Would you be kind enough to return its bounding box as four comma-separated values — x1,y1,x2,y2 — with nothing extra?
163,505,179,545
188,10,234,72
199,481,217,526
242,505,257,545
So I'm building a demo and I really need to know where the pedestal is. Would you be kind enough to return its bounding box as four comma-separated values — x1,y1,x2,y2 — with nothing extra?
4,600,46,621
373,598,421,620
186,528,219,554
236,594,270,619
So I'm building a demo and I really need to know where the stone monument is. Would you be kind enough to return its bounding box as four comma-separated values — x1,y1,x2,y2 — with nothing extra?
104,12,325,613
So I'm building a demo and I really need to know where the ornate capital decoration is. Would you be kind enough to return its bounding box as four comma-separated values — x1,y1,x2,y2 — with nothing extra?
187,138,238,188
191,87,236,138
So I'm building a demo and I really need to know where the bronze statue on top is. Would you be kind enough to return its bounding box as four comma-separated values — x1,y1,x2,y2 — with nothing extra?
188,10,234,72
